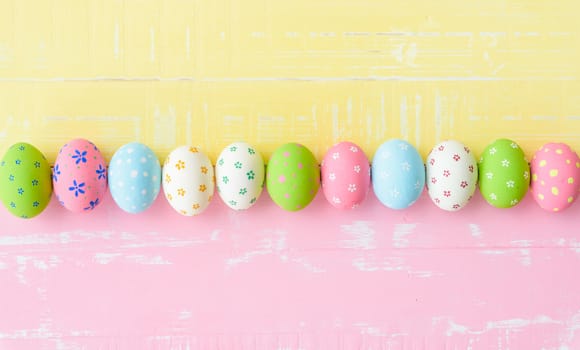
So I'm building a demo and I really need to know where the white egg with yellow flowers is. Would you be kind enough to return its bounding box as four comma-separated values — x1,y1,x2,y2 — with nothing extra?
162,146,214,216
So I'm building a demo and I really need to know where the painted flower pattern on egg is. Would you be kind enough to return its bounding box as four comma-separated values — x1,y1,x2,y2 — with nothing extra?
478,139,529,208
216,142,265,210
162,146,214,216
426,140,478,211
53,139,107,213
321,141,370,209
0,143,52,219
372,139,425,210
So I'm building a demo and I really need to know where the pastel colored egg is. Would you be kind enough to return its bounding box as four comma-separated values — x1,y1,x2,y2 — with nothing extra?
530,142,580,212
321,141,370,209
109,142,161,214
162,146,214,216
216,142,265,210
53,139,108,212
426,140,478,211
0,143,52,219
267,143,320,211
478,139,530,208
372,139,425,210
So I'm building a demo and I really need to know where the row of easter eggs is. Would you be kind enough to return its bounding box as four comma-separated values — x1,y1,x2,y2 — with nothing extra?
0,138,578,219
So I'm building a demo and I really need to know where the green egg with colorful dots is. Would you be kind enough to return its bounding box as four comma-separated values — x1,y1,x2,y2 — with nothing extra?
478,139,530,208
267,143,320,211
0,143,53,218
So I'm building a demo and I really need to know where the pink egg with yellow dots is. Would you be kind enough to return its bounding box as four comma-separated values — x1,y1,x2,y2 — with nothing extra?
321,141,370,209
53,138,108,213
530,142,580,212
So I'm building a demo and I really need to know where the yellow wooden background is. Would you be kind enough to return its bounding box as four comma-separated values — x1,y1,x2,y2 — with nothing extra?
1,0,579,163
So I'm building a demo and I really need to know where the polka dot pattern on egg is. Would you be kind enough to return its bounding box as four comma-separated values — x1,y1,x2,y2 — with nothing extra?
109,142,161,214
267,143,320,211
530,142,580,212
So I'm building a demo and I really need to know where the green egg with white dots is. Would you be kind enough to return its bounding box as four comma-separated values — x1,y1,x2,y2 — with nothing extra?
0,143,53,218
267,143,320,211
478,139,530,208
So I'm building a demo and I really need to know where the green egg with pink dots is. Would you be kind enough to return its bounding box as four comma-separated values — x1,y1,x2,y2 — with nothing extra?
0,143,53,218
478,139,530,208
267,143,320,211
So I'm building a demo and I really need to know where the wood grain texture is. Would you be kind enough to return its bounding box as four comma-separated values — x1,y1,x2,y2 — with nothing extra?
1,192,580,349
1,0,580,349
1,0,580,159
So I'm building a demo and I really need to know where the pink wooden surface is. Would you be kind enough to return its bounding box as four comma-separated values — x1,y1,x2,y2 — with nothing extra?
1,186,579,349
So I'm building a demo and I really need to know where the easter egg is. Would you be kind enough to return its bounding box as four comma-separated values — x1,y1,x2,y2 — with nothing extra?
109,142,161,214
216,142,265,210
372,139,425,209
162,146,214,216
0,143,52,219
426,140,478,211
478,139,530,208
321,141,370,209
267,143,320,211
53,139,107,212
530,142,580,212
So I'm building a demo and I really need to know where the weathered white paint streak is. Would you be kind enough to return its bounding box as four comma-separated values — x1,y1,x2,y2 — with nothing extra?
400,96,409,140
178,310,192,320
469,224,483,238
393,223,416,248
93,252,121,265
511,240,533,266
351,256,407,272
114,22,120,59
185,26,191,59
352,322,392,337
414,94,422,149
435,92,442,142
210,229,221,241
6,76,576,82
290,257,325,273
439,314,562,336
339,221,376,250
331,103,339,142
128,254,172,265
149,27,155,62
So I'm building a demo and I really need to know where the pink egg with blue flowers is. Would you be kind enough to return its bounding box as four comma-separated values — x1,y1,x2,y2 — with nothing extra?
321,141,370,209
53,139,108,212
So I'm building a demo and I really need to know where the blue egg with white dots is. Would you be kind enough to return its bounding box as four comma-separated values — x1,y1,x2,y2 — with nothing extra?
372,139,425,209
109,142,161,214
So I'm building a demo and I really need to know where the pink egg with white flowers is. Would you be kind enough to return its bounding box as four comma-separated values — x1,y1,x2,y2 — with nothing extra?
530,142,580,212
53,139,108,212
321,141,370,209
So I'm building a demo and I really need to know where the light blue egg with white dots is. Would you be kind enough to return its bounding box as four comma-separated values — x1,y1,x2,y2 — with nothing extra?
109,142,161,214
372,139,425,209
